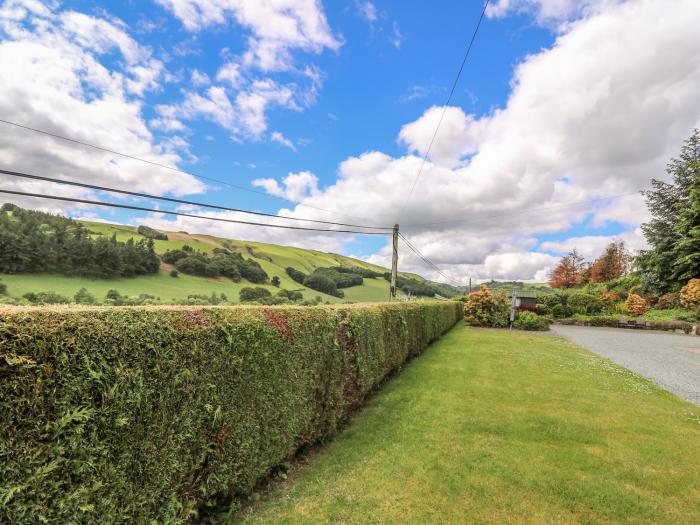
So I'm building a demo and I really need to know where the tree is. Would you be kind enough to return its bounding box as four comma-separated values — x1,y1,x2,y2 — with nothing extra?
637,129,700,292
271,276,280,287
549,249,586,288
239,287,272,302
590,240,629,283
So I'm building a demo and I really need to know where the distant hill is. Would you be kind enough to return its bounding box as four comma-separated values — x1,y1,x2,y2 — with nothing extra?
0,208,460,304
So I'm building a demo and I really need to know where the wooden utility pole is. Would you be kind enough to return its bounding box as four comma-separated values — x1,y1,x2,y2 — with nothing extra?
390,224,399,301
469,277,472,294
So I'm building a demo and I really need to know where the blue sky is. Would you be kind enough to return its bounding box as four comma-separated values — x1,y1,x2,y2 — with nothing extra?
1,0,699,281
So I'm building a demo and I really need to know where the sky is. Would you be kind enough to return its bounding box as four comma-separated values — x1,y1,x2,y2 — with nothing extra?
1,0,699,284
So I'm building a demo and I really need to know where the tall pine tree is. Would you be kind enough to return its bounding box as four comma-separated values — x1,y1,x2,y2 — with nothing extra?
638,129,700,292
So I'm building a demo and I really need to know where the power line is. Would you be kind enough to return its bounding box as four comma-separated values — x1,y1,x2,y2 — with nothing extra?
404,0,490,203
399,232,466,287
0,118,367,221
401,191,640,229
0,168,391,231
0,189,390,235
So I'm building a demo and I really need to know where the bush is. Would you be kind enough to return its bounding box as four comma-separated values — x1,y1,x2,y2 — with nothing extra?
239,287,272,302
625,293,650,315
285,267,307,285
277,289,303,302
0,302,462,523
568,292,603,315
551,303,566,318
0,281,6,295
303,274,344,298
680,279,700,310
74,288,96,305
22,291,71,304
463,285,509,327
271,276,280,287
513,311,549,331
170,270,179,278
655,292,680,310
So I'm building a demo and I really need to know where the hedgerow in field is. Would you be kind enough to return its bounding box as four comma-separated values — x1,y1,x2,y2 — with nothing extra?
0,301,461,523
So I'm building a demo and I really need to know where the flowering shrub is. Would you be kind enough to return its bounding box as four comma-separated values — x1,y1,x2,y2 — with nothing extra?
599,290,621,304
680,279,700,310
625,293,650,315
463,284,509,327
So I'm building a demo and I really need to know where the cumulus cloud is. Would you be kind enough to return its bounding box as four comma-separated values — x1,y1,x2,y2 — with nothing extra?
252,171,319,202
398,106,482,167
540,229,648,259
487,0,624,27
248,0,700,281
156,0,341,71
0,0,204,215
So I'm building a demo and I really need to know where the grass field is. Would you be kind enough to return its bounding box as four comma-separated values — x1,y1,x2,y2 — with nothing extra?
237,327,700,524
0,221,415,303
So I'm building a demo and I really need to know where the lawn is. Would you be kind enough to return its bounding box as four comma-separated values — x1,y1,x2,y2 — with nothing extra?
237,327,700,524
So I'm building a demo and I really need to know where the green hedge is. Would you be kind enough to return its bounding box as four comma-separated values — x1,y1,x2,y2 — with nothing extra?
0,301,461,523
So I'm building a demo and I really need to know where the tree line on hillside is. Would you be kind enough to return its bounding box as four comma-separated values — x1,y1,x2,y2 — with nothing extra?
0,204,159,278
162,245,268,283
549,129,699,294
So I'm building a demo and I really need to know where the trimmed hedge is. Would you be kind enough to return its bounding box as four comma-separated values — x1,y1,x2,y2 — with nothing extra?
0,301,462,523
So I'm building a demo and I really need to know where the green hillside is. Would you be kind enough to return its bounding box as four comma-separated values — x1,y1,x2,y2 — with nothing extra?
0,219,443,304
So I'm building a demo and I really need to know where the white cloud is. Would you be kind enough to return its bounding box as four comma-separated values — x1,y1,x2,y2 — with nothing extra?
540,229,648,260
158,78,298,138
487,0,623,27
398,106,482,167
156,0,341,71
0,0,204,215
355,1,378,24
388,22,404,49
252,171,319,202
190,68,211,86
215,61,240,87
270,131,296,151
250,0,700,281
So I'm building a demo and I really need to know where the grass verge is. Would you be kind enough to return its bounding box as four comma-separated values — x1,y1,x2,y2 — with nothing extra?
238,327,700,524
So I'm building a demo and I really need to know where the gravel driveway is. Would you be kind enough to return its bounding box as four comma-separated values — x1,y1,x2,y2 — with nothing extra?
550,325,700,406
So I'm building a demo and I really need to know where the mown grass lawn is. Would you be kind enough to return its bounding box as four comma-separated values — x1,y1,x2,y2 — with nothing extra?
237,327,700,524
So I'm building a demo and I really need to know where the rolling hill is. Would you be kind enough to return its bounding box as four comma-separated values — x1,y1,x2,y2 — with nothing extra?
0,218,457,304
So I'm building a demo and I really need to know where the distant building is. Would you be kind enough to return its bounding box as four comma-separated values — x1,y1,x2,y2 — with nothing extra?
508,289,538,311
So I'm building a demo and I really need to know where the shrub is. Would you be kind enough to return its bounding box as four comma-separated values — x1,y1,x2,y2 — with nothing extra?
680,279,700,310
568,292,603,315
271,276,280,287
0,281,6,295
74,288,96,305
170,270,179,278
655,292,679,309
303,274,344,298
551,303,566,318
0,302,462,523
285,267,307,285
277,289,303,302
513,311,549,331
625,293,650,315
239,287,272,302
22,291,71,304
463,285,509,327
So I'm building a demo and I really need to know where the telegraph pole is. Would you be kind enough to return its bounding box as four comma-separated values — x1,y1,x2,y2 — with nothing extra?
390,224,399,301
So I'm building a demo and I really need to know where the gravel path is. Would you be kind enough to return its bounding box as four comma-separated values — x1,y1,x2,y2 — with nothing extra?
550,325,700,406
